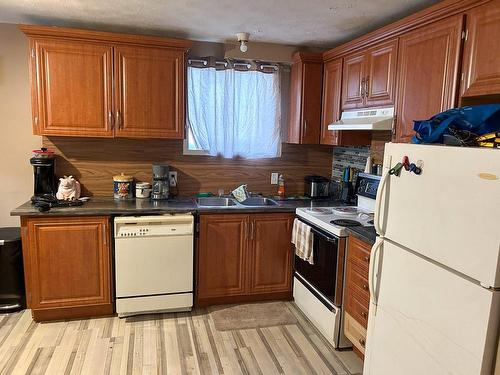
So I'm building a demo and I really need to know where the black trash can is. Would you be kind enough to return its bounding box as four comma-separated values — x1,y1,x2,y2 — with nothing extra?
0,227,25,312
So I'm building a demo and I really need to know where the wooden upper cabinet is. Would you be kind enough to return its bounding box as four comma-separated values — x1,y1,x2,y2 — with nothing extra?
364,39,398,108
342,40,397,110
248,214,293,295
22,216,112,321
197,214,248,300
114,45,185,139
461,0,500,98
321,58,342,145
287,52,323,144
342,52,366,109
21,25,191,139
395,16,463,143
31,39,114,137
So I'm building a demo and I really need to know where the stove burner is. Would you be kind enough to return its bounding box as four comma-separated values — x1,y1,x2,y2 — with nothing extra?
331,219,362,227
331,206,359,216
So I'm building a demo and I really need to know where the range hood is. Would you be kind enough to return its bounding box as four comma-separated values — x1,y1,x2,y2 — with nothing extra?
328,107,394,131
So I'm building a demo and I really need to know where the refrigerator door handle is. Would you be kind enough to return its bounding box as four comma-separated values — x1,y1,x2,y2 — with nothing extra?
369,237,384,312
374,171,389,236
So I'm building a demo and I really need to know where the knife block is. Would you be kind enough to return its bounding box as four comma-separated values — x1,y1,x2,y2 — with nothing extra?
340,182,353,203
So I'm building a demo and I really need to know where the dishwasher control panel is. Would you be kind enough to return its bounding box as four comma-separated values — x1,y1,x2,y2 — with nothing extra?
114,214,194,238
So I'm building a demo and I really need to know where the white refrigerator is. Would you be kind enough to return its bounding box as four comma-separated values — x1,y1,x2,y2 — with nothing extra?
364,143,500,375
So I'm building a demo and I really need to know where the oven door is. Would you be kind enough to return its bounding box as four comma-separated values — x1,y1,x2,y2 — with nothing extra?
294,218,345,310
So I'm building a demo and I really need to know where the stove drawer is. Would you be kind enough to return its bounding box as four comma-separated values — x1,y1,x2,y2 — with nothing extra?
346,260,370,302
345,286,369,328
347,236,372,273
344,312,367,355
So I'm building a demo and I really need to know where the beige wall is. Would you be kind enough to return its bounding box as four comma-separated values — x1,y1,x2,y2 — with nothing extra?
0,24,40,227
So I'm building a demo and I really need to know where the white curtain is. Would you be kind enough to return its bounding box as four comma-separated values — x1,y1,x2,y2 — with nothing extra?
187,66,281,159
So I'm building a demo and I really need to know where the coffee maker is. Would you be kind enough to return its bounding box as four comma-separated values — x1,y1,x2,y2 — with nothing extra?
30,148,56,197
151,164,170,200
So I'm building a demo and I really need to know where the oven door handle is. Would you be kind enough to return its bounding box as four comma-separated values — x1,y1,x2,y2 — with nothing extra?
304,223,338,243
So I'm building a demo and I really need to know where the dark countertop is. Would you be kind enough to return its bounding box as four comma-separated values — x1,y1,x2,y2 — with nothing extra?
11,196,345,217
346,226,377,246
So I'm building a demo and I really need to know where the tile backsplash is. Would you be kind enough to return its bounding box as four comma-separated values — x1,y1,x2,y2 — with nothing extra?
331,146,370,181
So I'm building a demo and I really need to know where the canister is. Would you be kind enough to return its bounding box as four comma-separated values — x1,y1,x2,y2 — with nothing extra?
136,182,152,199
113,173,134,200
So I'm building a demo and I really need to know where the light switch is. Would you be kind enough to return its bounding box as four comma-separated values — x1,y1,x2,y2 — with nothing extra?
271,172,279,185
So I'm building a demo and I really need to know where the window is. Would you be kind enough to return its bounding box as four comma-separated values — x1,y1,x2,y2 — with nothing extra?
185,62,282,159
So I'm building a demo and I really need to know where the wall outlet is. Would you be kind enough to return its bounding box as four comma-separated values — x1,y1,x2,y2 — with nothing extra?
169,171,178,187
271,172,279,185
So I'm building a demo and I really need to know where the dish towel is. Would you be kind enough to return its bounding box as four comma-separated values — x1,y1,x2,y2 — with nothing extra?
291,219,314,265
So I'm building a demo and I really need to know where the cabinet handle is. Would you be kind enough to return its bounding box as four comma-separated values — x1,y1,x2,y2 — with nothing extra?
363,283,369,291
250,221,255,240
304,120,308,136
361,311,368,319
116,110,121,129
359,338,366,348
364,255,370,263
108,111,113,129
365,75,370,98
392,115,397,136
102,225,107,246
360,77,366,98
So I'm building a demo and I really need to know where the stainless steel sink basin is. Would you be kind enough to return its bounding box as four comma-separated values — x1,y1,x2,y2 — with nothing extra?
240,197,278,206
196,197,238,207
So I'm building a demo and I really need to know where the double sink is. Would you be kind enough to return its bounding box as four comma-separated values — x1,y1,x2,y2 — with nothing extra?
196,196,278,208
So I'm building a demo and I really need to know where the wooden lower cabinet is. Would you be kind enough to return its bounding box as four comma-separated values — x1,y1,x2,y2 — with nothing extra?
344,234,373,359
21,216,113,321
197,214,248,300
197,213,294,306
249,214,294,294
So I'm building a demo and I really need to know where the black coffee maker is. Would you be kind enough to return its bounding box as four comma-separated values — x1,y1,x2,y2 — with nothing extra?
30,148,56,197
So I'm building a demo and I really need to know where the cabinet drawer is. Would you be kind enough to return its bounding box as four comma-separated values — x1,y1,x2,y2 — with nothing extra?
348,236,372,272
345,287,369,327
344,312,367,354
346,260,370,301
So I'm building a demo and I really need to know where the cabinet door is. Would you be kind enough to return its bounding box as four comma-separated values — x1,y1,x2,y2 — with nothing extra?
342,52,366,109
32,39,114,137
461,1,500,98
248,214,293,295
197,214,249,299
321,58,342,145
365,39,398,108
114,45,186,139
395,16,463,142
24,217,112,312
301,61,323,144
287,53,323,144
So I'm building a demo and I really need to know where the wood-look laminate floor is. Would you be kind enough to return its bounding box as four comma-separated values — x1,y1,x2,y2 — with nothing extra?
0,302,363,375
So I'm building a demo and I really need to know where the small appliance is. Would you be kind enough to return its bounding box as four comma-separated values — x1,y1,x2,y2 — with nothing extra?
304,175,330,198
30,148,56,197
151,164,170,200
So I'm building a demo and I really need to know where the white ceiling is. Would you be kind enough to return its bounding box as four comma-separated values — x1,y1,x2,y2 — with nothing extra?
0,0,439,47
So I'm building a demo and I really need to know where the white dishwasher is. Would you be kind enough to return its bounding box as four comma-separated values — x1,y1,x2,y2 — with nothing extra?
114,214,194,317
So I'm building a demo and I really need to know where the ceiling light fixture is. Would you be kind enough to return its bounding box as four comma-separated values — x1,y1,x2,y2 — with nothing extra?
236,32,250,53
